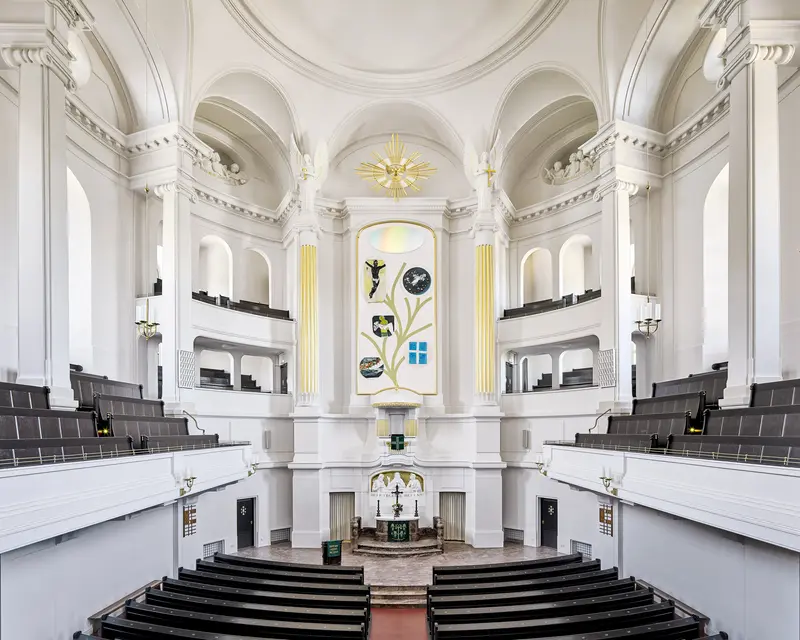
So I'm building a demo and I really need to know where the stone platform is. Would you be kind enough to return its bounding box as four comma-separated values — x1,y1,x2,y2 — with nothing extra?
353,536,442,558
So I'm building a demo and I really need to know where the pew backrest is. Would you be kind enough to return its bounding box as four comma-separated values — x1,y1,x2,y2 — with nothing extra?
606,412,690,438
750,378,800,408
631,392,705,420
652,370,727,405
0,406,97,439
71,372,142,409
142,434,219,452
0,436,133,467
0,382,50,409
575,433,659,451
108,415,189,445
94,394,164,421
703,404,800,437
668,434,800,466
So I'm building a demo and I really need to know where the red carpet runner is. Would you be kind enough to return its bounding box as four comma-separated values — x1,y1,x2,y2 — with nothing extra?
370,608,427,640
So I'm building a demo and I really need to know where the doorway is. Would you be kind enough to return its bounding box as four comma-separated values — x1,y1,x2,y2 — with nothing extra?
439,492,466,541
539,497,558,549
237,498,255,549
329,492,355,541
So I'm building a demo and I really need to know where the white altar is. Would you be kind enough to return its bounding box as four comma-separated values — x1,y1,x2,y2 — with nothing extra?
376,515,420,542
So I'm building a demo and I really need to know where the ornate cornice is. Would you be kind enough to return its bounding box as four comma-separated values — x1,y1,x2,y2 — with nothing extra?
699,0,743,29
664,93,729,154
510,180,599,224
0,46,75,91
65,95,127,154
194,188,280,223
593,179,639,202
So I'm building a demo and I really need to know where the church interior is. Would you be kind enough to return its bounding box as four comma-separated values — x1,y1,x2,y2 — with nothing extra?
1,0,799,638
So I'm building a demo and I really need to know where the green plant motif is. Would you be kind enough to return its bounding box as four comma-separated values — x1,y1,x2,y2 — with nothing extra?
361,261,432,389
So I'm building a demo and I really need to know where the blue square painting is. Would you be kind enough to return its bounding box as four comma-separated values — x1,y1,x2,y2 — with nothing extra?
409,341,428,365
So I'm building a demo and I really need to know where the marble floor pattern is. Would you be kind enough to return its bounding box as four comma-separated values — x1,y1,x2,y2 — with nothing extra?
239,542,559,586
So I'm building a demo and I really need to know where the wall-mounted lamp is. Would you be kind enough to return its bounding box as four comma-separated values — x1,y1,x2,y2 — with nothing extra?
599,476,618,497
136,298,159,340
535,461,548,477
179,472,196,497
247,463,258,477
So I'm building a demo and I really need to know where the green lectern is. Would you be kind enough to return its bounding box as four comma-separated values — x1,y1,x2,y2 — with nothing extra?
322,539,342,565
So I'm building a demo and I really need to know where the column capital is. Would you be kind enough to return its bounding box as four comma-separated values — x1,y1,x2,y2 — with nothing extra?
593,178,639,202
152,180,197,203
717,21,800,88
0,46,75,90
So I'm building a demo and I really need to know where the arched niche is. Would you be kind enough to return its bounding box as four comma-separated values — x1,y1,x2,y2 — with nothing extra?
703,164,729,369
559,234,594,297
241,355,274,393
520,354,552,392
240,249,271,306
198,349,234,389
67,167,93,369
520,248,553,304
198,235,233,299
559,348,594,387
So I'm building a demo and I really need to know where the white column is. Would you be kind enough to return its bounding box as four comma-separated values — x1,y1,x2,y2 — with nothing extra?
156,181,196,414
595,179,637,411
550,350,561,390
719,36,796,405
3,46,76,408
231,352,242,391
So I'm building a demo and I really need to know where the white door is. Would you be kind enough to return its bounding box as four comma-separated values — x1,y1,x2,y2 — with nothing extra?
329,492,355,541
439,492,466,541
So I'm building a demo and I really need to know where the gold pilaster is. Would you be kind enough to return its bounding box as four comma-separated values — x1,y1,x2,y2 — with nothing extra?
299,244,318,401
404,418,418,438
376,419,389,437
475,243,496,397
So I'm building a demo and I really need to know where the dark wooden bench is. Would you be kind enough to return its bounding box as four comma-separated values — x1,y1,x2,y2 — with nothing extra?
750,378,800,407
162,576,370,612
606,412,690,439
213,552,364,582
432,601,676,639
71,371,142,410
179,567,371,597
195,558,364,585
192,290,217,305
229,298,291,320
704,404,800,437
575,433,659,451
108,415,188,445
0,381,50,409
667,434,800,466
632,392,706,420
431,589,655,629
652,370,726,406
431,558,602,585
123,600,365,639
142,434,219,452
145,587,369,628
0,436,133,467
432,552,582,582
0,406,97,439
94,394,164,421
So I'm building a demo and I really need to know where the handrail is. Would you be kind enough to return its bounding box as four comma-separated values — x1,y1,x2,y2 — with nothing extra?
589,408,611,432
183,409,205,434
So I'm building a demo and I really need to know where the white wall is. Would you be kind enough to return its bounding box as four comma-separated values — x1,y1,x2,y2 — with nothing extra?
621,504,800,640
198,235,233,298
702,164,729,368
240,249,271,305
0,83,18,381
0,505,175,640
198,350,233,372
521,248,553,303
241,355,274,389
560,348,594,376
67,167,93,369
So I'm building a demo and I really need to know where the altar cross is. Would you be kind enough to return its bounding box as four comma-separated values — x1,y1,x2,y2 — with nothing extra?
485,163,496,187
392,484,403,506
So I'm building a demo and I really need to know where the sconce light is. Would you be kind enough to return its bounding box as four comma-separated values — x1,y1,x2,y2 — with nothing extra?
248,463,258,477
535,461,548,477
136,298,159,340
599,476,618,497
179,470,196,497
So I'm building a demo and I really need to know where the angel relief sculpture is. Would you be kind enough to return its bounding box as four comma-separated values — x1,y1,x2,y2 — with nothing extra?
463,131,505,212
289,135,329,214
543,149,596,186
199,151,249,185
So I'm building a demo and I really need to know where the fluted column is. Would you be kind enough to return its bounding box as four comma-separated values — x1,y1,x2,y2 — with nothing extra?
714,20,800,404
297,233,318,406
156,180,196,413
595,178,638,410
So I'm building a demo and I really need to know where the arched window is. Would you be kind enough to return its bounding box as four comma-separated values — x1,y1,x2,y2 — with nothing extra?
240,249,271,305
241,355,273,393
67,167,93,368
559,234,593,297
198,235,233,298
559,349,594,387
520,248,553,304
703,164,729,368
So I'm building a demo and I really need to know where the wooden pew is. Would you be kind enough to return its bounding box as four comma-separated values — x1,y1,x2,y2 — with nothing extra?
431,589,655,629
179,567,371,597
652,370,727,407
606,412,691,439
632,392,706,420
0,436,133,467
703,404,800,438
0,381,50,409
142,434,219,452
0,406,97,439
144,588,369,628
195,558,364,585
667,434,800,467
575,433,659,451
123,600,365,639
71,372,142,410
431,558,603,585
432,601,676,639
750,378,800,407
107,415,189,446
432,552,582,583
213,552,365,582
94,395,164,421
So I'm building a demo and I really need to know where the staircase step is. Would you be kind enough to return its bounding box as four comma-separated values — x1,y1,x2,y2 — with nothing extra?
354,547,442,557
371,585,427,608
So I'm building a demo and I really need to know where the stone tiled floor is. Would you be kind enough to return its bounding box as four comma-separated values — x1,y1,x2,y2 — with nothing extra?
369,609,427,640
239,542,559,586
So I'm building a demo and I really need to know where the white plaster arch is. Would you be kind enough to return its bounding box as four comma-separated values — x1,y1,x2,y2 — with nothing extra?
67,167,93,369
198,235,234,299
520,247,554,304
240,248,272,306
703,164,729,369
559,234,594,297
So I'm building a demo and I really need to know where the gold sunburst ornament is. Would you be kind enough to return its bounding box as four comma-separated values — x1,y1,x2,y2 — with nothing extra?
355,134,437,200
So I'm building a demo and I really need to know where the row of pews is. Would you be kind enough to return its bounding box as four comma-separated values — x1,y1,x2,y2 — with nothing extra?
571,368,800,467
192,290,292,320
427,553,728,639
502,288,602,320
0,369,222,468
73,553,370,639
